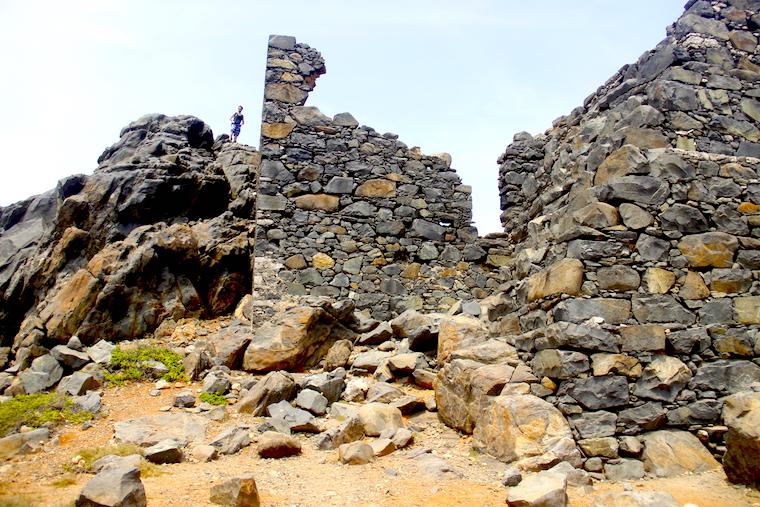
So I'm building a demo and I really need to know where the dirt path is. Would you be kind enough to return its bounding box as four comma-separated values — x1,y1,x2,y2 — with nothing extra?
1,382,759,507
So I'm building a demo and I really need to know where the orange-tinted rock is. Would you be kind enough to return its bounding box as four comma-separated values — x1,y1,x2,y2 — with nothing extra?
594,145,647,186
679,272,710,300
293,194,340,211
677,232,738,268
526,258,584,302
261,122,295,139
355,179,397,198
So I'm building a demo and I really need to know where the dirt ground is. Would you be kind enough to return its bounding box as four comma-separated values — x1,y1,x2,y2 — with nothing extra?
1,382,759,507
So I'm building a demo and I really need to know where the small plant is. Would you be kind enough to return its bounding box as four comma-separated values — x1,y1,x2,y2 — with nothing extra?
0,393,94,437
198,392,228,405
104,345,185,385
50,474,77,488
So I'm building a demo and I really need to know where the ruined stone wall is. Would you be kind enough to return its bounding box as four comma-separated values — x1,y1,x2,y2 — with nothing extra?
255,35,511,319
493,0,760,462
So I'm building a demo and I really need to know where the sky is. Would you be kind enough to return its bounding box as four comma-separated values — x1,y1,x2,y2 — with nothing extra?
0,0,686,234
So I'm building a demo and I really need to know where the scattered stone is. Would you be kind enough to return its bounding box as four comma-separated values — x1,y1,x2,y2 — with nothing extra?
257,431,302,458
358,403,404,436
114,413,208,447
338,441,375,464
209,426,251,455
209,474,260,507
506,470,567,507
75,466,146,507
143,439,183,464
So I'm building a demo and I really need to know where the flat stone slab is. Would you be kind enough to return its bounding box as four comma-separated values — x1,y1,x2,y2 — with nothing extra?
114,413,208,447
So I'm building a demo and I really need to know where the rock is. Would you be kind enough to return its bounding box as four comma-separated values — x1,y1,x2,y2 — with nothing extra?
237,371,297,415
591,353,641,378
50,345,91,369
173,391,196,408
114,413,208,447
57,371,101,396
357,321,393,345
502,466,523,487
295,389,328,415
618,402,667,431
338,441,375,464
594,145,648,185
722,391,760,485
525,258,584,302
315,416,365,450
243,306,354,371
366,382,405,404
203,370,231,395
392,428,414,448
74,392,102,413
210,327,251,369
323,339,352,370
578,437,618,458
593,491,679,507
209,474,260,507
0,428,49,459
735,296,760,324
569,376,629,410
619,203,654,230
604,459,646,482
631,294,695,324
257,431,301,458
553,298,631,325
19,354,64,394
570,411,617,439
641,430,720,477
473,395,579,471
369,438,396,457
358,403,404,436
387,352,426,376
531,349,589,380
267,400,320,433
597,265,641,291
75,466,146,507
190,444,218,462
690,360,760,394
634,356,692,402
301,370,345,403
506,470,567,507
677,232,738,268
210,426,251,455
619,436,643,457
414,453,461,479
86,340,115,364
91,454,142,473
143,439,183,464
437,314,489,363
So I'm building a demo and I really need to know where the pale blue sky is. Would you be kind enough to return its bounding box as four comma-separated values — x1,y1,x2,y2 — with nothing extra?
0,1,685,233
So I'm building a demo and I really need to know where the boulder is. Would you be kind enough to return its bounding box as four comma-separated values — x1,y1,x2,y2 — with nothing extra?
267,400,321,433
75,466,146,507
722,391,760,485
143,439,183,464
641,430,720,477
525,258,583,302
0,428,49,459
209,426,251,455
242,305,354,372
19,354,63,394
437,314,489,363
338,441,375,465
634,356,691,402
237,371,297,415
473,395,580,471
295,389,328,415
357,403,404,436
506,470,567,507
257,431,302,458
315,416,365,450
209,474,260,507
91,454,142,473
57,371,101,396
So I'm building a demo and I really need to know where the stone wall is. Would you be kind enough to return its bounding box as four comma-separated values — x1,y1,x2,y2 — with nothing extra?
492,0,760,464
255,35,510,320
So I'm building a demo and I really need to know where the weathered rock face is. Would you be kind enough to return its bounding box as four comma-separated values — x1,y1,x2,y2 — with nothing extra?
1,115,258,355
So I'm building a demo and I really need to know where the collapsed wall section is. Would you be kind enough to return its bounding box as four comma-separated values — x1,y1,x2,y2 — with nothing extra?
493,0,760,463
255,35,510,319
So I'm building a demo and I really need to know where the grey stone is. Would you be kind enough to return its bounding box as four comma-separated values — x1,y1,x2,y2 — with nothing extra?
20,354,63,394
0,428,50,459
553,298,631,325
57,371,101,396
268,34,296,50
603,459,646,481
237,371,297,415
86,340,115,364
569,376,629,410
267,400,320,433
689,360,760,394
324,176,355,194
618,402,667,431
91,454,142,473
75,466,146,507
202,371,231,395
209,426,251,455
570,411,617,439
114,413,208,447
659,204,708,233
632,295,696,324
295,389,328,415
636,234,670,261
338,441,375,465
257,431,301,458
143,439,183,464
50,345,91,369
410,219,444,241
315,416,364,450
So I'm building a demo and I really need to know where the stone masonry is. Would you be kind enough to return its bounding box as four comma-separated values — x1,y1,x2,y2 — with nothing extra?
255,35,511,320
490,0,760,468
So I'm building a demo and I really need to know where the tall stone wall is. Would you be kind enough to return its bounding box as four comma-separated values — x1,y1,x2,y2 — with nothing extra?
492,0,760,463
255,35,510,319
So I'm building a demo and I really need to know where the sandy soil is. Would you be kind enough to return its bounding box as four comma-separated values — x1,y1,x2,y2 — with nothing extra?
1,381,759,507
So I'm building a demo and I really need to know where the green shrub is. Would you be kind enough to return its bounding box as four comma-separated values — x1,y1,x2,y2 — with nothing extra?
0,393,94,437
198,392,228,405
104,345,184,385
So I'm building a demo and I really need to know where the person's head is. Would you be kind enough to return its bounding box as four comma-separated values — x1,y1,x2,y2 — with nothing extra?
237,105,243,112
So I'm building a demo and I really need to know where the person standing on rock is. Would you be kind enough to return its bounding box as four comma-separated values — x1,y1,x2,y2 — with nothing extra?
229,105,244,142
